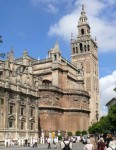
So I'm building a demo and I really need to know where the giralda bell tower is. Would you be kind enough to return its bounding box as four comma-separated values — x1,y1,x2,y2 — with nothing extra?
71,4,100,124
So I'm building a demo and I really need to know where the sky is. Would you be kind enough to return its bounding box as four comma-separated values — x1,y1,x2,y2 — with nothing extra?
0,0,116,116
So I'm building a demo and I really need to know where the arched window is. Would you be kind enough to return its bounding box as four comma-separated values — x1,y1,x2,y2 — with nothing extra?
76,47,78,53
73,48,75,54
81,29,84,35
54,54,57,61
87,45,90,51
84,45,86,52
80,43,83,52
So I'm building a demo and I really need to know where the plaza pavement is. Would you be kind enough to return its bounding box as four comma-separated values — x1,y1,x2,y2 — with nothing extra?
0,142,84,150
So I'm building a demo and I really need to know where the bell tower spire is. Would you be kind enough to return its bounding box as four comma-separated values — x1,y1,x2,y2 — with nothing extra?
71,4,100,125
79,4,88,24
78,4,90,38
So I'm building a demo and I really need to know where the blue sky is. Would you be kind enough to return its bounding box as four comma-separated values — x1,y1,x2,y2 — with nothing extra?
0,0,116,116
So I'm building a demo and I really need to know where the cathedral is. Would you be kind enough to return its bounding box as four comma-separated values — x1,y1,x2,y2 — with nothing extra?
0,5,99,143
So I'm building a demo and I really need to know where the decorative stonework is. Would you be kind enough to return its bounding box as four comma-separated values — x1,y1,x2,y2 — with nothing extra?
0,5,95,143
71,5,100,124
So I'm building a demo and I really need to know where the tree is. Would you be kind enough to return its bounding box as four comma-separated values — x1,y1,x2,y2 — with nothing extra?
88,105,116,134
88,122,100,134
75,131,81,136
58,135,62,140
107,104,116,132
99,116,110,133
82,130,87,135
68,131,72,136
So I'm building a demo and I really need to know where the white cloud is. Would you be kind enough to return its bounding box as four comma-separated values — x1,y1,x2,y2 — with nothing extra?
31,0,58,14
99,71,116,116
48,0,116,52
47,4,58,14
49,11,78,40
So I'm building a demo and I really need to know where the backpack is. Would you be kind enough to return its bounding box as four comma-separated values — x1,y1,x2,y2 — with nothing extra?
99,146,104,150
63,141,70,150
98,142,105,150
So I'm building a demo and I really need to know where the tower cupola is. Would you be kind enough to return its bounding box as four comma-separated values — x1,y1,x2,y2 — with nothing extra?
78,4,88,25
78,4,90,37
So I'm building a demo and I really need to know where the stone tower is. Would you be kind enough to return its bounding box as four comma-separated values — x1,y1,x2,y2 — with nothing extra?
71,4,100,124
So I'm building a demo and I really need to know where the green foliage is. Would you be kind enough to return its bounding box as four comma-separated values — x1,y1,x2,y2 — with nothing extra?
88,122,100,134
58,135,62,140
68,131,72,136
88,105,116,134
75,131,82,136
107,104,116,129
82,130,87,135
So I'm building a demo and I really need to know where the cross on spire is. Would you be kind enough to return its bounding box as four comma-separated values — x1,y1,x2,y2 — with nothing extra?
82,4,85,10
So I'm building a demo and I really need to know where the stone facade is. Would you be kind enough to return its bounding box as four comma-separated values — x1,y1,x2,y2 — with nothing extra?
0,43,90,142
0,5,100,143
0,51,39,143
71,5,100,124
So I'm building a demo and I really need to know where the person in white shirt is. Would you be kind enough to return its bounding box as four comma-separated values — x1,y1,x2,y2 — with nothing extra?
47,137,51,149
84,139,94,150
60,136,72,150
107,136,116,150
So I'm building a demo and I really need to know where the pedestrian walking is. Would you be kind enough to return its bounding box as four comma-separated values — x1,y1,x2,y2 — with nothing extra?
28,138,30,147
107,136,116,150
97,137,106,150
60,136,72,150
53,138,57,149
106,134,112,148
90,134,96,150
24,139,28,147
84,139,94,150
47,137,51,149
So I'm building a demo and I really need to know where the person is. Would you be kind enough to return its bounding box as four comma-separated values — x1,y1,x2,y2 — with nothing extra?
47,137,51,149
60,136,72,150
97,137,106,150
84,139,94,150
103,133,107,143
24,139,28,147
106,134,113,148
107,136,116,150
90,134,96,149
33,138,37,147
45,137,48,144
28,138,30,147
53,138,57,149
